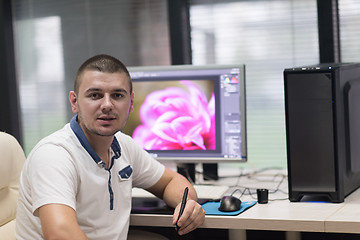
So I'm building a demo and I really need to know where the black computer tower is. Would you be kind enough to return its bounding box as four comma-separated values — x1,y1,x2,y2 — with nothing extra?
284,63,360,203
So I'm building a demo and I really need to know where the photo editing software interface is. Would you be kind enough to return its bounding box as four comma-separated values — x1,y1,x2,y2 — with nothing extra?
123,65,247,163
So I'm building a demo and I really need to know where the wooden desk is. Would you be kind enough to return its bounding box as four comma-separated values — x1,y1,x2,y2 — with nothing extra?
130,190,360,238
130,169,360,239
325,189,360,234
130,199,344,232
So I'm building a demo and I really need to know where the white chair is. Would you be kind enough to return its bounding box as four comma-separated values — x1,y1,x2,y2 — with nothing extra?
0,132,25,240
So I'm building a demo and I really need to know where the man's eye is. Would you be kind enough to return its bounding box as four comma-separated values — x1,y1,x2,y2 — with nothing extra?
89,93,100,99
114,93,124,98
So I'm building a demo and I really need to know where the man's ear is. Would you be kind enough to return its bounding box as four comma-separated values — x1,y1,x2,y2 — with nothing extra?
69,91,79,113
129,92,135,113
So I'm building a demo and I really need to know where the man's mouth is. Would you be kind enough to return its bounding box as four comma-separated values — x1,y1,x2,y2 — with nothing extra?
98,116,116,121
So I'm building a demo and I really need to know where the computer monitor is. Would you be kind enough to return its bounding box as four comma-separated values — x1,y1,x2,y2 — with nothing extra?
123,64,247,166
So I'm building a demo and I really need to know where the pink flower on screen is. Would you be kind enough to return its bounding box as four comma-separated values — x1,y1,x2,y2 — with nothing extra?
133,80,215,150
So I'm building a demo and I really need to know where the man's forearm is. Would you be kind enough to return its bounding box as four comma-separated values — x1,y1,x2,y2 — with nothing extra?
162,174,197,208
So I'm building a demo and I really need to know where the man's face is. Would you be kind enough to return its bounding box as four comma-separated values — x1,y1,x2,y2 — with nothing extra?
69,70,134,138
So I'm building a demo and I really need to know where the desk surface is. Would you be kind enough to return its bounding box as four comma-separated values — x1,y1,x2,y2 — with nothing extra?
130,168,360,234
325,189,360,234
130,199,345,233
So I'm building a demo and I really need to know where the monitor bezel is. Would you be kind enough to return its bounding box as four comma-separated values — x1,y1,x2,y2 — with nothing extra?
126,64,247,163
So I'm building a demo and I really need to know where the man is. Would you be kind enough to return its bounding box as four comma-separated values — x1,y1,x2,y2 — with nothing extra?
16,54,205,240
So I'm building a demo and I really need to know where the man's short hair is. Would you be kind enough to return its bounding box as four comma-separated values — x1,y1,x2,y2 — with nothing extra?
74,54,132,94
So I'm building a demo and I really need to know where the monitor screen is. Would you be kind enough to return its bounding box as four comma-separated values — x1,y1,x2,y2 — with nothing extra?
123,64,247,163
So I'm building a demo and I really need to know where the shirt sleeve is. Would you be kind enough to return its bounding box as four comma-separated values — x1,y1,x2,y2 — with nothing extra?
27,144,78,215
117,133,165,189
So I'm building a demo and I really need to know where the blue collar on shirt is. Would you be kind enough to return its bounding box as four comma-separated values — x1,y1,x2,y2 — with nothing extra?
70,114,121,168
70,114,121,210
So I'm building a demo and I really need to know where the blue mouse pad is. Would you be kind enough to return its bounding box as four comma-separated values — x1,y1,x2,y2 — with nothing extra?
202,201,257,216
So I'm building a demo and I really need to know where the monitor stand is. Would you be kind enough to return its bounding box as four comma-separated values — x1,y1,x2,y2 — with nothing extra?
203,163,219,181
177,163,219,183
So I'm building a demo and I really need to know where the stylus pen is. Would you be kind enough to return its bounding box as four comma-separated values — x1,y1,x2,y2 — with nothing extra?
176,187,189,231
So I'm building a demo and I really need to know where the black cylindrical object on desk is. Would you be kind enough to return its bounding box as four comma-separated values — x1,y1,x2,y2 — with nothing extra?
257,189,268,204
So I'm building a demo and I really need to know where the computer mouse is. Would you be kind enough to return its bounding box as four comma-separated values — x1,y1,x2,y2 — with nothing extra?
218,195,242,212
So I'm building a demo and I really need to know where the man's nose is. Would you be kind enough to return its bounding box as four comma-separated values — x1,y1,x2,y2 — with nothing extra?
101,94,113,112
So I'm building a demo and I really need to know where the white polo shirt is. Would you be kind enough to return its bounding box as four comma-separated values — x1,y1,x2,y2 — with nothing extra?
16,116,165,240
